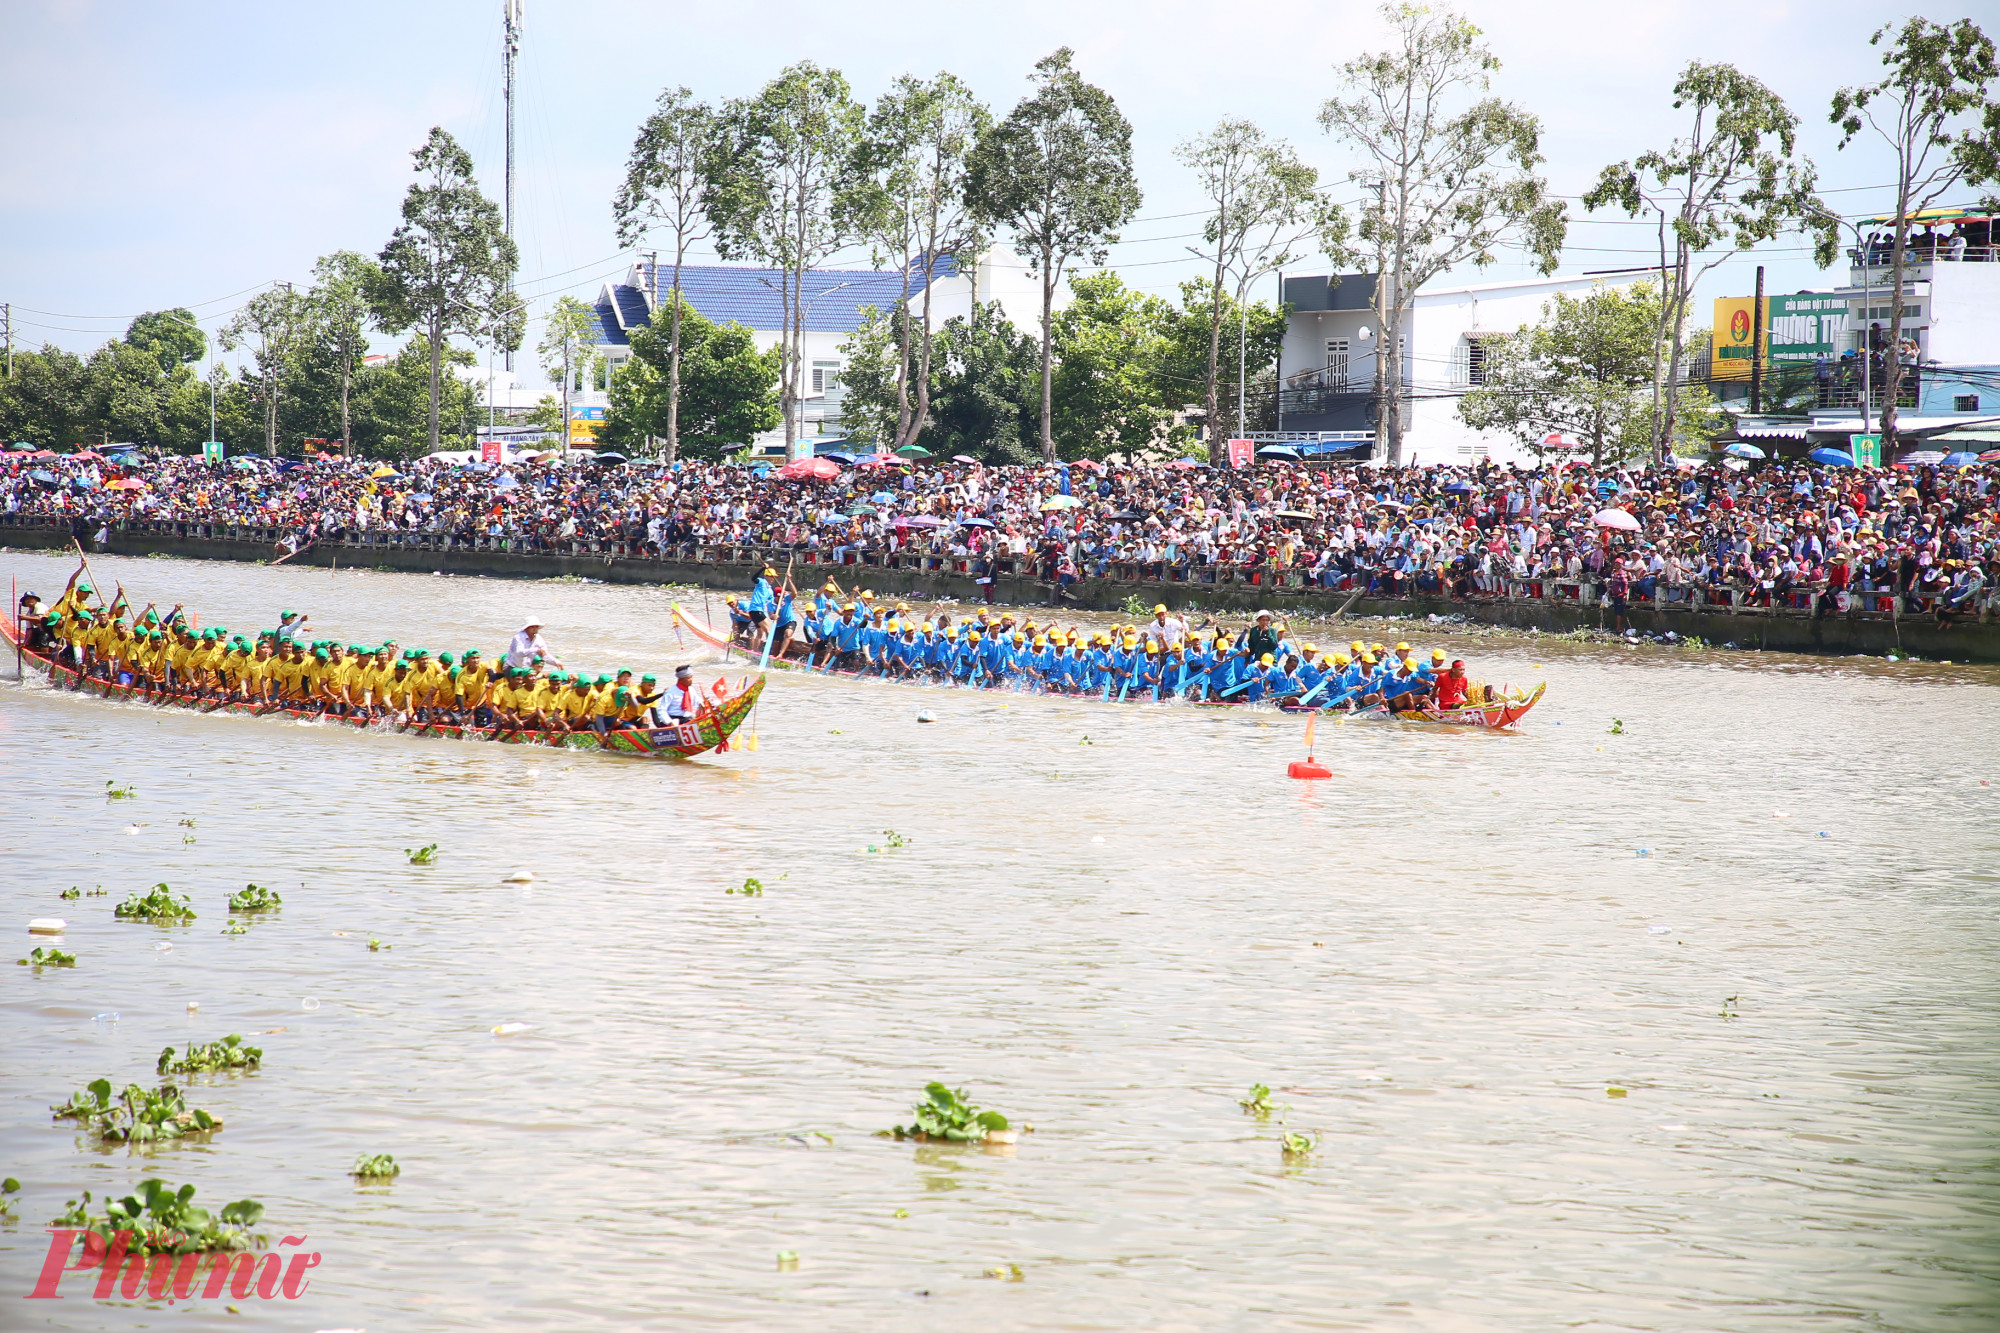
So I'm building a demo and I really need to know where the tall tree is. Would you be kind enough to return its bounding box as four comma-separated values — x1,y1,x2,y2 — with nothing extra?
1175,120,1335,463
1832,19,2000,443
613,87,720,462
705,64,865,459
306,252,380,456
1456,281,1725,466
851,73,991,451
124,309,205,375
221,285,308,456
1585,64,1835,460
0,345,94,447
1319,3,1565,466
372,127,521,454
966,47,1142,463
538,295,602,455
1153,278,1289,437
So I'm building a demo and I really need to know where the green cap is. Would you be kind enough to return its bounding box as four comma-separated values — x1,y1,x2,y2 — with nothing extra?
548,671,567,683
641,673,657,683
596,673,613,686
438,653,454,665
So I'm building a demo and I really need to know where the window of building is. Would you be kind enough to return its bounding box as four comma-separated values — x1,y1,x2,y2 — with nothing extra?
1955,394,1980,412
1466,336,1492,386
1323,339,1349,391
811,361,842,395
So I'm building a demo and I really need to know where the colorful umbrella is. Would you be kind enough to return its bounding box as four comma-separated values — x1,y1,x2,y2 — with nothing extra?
1592,508,1642,532
1807,447,1856,467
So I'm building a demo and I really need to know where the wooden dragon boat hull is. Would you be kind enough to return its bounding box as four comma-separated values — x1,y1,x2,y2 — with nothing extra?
3,615,762,759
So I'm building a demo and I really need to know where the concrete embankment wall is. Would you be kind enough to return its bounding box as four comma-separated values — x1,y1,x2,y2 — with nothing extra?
6,524,1998,663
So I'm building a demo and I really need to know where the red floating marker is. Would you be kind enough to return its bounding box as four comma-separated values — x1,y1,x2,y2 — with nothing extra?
1288,712,1331,780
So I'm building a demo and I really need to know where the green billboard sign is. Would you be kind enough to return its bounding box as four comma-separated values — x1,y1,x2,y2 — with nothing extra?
1764,293,1851,366
1850,433,1881,467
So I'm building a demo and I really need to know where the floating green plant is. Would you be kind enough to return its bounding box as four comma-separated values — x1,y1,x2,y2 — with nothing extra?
157,1035,262,1077
1608,718,1625,735
350,1153,400,1180
880,1082,1011,1144
1238,1083,1275,1117
882,830,908,849
105,781,136,801
219,920,249,936
368,937,390,952
114,884,196,921
1280,1127,1320,1159
405,844,439,866
19,946,77,968
227,884,282,913
59,887,80,900
727,877,765,896
52,1181,265,1255
52,1079,222,1143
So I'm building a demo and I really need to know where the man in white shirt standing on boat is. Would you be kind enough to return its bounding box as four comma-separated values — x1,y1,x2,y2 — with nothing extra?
505,620,564,673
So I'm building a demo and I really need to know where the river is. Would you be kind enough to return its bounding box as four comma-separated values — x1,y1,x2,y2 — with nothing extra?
2,547,1996,1332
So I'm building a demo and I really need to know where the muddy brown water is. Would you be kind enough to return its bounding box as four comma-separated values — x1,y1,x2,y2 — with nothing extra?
2,548,1996,1331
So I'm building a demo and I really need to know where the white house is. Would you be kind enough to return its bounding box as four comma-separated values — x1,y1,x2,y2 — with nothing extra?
1275,269,1651,465
590,251,1047,452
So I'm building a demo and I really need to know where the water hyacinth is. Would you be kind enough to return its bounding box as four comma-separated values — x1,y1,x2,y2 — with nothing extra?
350,1153,400,1180
19,946,77,968
226,883,282,912
52,1180,265,1255
158,1034,262,1077
52,1078,222,1143
881,1082,1011,1144
114,884,197,922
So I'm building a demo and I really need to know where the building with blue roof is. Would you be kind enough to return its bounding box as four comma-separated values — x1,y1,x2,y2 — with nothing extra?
592,253,1046,448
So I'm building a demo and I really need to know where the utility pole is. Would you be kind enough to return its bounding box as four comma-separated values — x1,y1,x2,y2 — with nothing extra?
3,302,12,378
502,0,521,371
646,250,658,312
1749,264,1765,415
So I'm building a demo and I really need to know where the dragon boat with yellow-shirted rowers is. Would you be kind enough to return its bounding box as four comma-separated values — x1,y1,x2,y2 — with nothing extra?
3,613,763,759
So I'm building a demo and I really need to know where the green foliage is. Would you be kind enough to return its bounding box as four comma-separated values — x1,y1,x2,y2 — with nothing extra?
350,1153,400,1179
368,937,390,952
1238,1083,1275,1117
601,302,782,459
914,303,1042,464
1280,1127,1320,1158
1457,281,1726,464
371,126,521,454
52,1181,265,1255
59,887,80,900
728,877,765,896
832,303,907,450
114,884,196,921
405,843,439,866
105,780,135,800
882,830,908,849
1050,272,1181,460
967,47,1143,459
882,1081,1011,1143
1585,61,1833,457
1151,278,1288,440
20,946,77,968
52,1078,222,1143
0,1177,17,1217
124,309,207,374
158,1034,263,1077
227,883,282,912
1320,2,1567,462
1608,718,1625,734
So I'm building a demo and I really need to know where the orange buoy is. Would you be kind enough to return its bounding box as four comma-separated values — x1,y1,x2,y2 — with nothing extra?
1288,712,1331,779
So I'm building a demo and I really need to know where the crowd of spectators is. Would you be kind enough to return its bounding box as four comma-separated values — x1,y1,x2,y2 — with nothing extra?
3,444,1996,621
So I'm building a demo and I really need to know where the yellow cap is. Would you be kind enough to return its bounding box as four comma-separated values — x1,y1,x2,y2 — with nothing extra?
1304,643,1317,654
1395,642,1410,651
1145,643,1159,654
1153,603,1167,613
1432,648,1447,659
1032,636,1047,647
969,631,982,641
1361,653,1377,664
1260,653,1275,665
859,590,875,600
842,602,857,611
1334,653,1350,665
1012,632,1025,642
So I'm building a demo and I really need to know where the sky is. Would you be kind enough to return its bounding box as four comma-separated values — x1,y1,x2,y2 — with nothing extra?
0,0,1969,390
